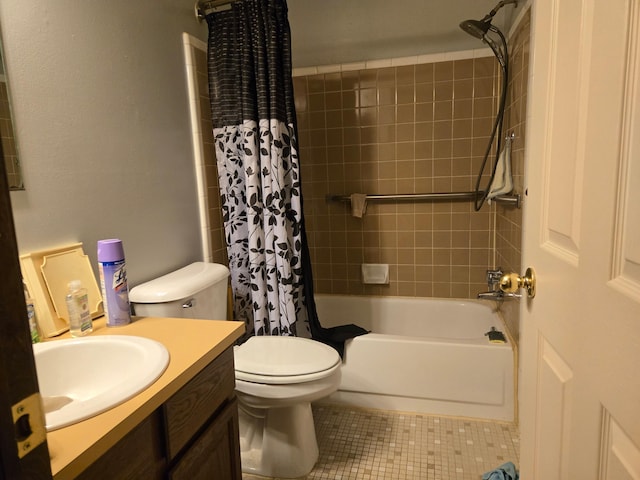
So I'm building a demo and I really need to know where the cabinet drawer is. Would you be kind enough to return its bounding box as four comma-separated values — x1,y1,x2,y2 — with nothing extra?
168,397,241,480
163,347,235,460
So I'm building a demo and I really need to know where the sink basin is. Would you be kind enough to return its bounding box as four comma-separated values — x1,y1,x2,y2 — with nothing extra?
33,335,170,431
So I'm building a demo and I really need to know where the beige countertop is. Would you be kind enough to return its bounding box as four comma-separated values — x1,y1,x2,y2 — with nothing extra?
45,315,244,479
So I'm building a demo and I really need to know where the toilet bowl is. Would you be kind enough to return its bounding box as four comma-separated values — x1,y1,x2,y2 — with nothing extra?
129,262,341,479
234,336,341,478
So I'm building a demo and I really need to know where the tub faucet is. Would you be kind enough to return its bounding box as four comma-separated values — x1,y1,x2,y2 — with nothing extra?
478,290,501,300
477,290,521,300
477,268,520,300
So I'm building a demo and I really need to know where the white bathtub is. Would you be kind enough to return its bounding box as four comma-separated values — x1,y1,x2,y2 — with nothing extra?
314,294,515,422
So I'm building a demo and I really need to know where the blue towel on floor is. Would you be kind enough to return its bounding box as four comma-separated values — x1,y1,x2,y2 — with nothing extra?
482,461,519,480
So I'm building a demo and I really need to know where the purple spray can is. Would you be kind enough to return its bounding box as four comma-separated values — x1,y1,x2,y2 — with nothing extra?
97,239,131,327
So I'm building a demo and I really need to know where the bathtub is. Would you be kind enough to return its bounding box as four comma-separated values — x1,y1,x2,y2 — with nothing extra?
314,294,515,422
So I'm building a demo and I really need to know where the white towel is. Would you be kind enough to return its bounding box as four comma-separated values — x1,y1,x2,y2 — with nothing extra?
487,138,513,204
350,193,368,218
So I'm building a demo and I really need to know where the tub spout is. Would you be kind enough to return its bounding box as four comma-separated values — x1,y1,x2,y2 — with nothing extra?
477,290,521,300
478,290,503,300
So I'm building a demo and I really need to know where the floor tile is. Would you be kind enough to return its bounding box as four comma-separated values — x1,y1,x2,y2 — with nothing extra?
242,404,520,480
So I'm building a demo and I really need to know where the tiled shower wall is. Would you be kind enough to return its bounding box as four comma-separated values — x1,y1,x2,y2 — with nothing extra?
495,11,530,340
194,47,227,265
0,81,21,189
294,56,502,298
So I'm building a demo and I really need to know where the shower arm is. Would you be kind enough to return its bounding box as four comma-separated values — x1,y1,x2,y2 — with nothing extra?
195,0,237,21
463,0,518,39
485,0,518,22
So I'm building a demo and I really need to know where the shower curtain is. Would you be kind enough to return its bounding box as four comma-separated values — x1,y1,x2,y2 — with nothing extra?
206,0,367,351
206,0,305,339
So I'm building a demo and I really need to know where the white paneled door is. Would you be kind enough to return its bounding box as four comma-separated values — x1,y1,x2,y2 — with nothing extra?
520,0,640,478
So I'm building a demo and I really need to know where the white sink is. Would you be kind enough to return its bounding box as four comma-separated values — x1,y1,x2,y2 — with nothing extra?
33,335,170,431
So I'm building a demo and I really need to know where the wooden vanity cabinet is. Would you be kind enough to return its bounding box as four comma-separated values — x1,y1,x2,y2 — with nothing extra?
77,347,241,480
164,347,241,479
75,412,166,479
167,397,240,480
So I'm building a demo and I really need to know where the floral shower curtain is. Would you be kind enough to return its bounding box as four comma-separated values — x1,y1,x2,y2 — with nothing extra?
206,0,367,351
206,0,307,339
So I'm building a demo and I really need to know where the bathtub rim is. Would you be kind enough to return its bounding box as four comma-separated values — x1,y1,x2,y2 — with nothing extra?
315,293,513,346
314,292,504,311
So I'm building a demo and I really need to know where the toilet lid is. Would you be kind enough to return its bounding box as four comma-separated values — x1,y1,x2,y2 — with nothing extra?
234,336,340,377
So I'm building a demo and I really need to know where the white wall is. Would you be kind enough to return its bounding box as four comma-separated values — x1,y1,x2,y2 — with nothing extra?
288,0,523,68
0,0,208,286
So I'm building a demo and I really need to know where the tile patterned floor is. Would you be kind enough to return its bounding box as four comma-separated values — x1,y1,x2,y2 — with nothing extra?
242,404,520,480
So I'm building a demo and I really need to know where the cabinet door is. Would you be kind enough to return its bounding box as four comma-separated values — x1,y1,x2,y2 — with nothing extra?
164,348,235,461
168,397,242,480
76,412,165,480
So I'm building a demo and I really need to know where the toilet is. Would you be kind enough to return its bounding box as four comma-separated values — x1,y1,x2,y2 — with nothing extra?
234,335,341,478
129,262,341,479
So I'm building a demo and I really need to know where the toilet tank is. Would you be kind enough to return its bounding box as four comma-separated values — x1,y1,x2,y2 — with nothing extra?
129,262,230,320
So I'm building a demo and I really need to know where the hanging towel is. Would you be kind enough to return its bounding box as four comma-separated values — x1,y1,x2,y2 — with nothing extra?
350,193,368,218
482,461,519,480
487,137,513,204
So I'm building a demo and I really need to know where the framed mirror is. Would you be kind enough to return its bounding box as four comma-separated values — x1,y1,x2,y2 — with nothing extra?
0,37,23,190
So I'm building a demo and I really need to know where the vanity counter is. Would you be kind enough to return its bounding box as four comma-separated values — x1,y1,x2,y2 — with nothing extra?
45,316,244,479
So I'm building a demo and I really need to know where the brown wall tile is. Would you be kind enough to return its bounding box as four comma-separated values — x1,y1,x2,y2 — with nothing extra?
295,51,505,300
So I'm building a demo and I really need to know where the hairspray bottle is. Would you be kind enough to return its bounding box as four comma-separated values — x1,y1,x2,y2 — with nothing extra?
97,239,131,327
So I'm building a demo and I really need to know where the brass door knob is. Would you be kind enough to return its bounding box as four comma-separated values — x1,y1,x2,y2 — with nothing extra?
499,267,536,298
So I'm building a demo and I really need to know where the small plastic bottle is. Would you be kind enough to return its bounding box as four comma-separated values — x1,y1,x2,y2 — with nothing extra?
66,280,93,337
26,298,40,344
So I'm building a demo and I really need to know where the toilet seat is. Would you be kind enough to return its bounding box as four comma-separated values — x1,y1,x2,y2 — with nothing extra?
236,362,341,384
234,336,340,385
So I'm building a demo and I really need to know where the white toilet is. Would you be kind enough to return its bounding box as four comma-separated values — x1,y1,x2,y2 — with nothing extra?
130,262,341,479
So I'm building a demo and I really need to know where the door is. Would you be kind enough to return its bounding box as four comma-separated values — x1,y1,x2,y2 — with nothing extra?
520,0,640,478
0,146,51,476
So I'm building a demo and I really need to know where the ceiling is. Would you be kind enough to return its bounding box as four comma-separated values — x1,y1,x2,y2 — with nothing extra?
287,0,525,68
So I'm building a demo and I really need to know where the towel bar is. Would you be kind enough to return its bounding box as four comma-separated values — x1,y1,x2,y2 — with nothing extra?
326,191,521,208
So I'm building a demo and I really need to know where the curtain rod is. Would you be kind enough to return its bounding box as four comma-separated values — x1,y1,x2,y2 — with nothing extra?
195,0,237,21
326,191,522,208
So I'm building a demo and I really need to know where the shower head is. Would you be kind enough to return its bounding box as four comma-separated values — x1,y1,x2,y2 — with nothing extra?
459,0,518,40
462,1,516,211
459,19,492,39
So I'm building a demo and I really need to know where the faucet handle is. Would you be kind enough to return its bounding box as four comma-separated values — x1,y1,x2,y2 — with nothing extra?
486,267,504,285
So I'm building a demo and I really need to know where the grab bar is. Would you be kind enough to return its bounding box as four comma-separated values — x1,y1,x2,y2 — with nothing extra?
326,191,521,208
